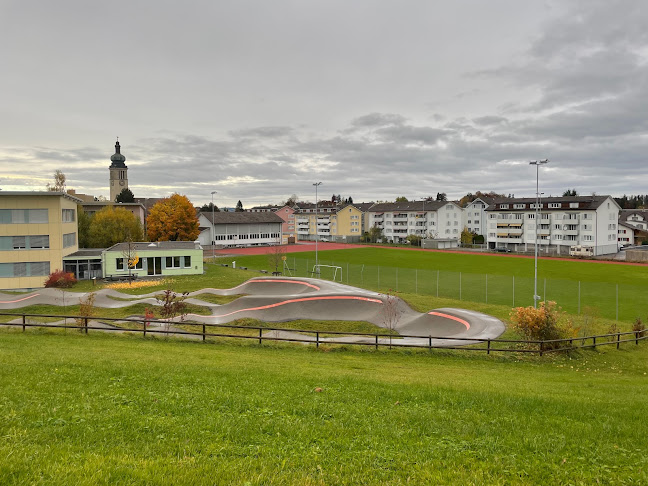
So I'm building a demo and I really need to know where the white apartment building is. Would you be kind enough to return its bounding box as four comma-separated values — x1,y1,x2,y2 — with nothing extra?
462,197,495,236
367,201,463,244
485,195,620,256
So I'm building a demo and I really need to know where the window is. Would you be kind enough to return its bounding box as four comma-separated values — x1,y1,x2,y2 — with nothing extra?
528,214,535,219
549,203,561,208
63,232,76,248
62,209,75,222
183,256,192,268
499,204,509,209
446,205,453,210
116,258,124,270
0,209,48,224
514,204,525,209
554,234,562,240
584,235,593,241
166,256,181,268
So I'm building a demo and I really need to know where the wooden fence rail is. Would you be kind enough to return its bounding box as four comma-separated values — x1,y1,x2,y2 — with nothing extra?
1,312,646,355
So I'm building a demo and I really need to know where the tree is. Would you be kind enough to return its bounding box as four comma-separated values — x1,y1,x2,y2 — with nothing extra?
77,207,92,248
395,196,409,202
88,206,144,248
406,234,422,246
367,224,384,243
236,200,244,212
563,189,578,197
381,292,402,348
284,194,298,207
267,245,287,274
199,202,220,212
436,192,447,201
115,188,135,203
46,170,66,192
147,194,200,242
121,238,139,284
348,196,353,205
460,227,474,245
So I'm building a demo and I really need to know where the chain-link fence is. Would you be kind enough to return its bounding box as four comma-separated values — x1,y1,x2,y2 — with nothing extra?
282,257,647,322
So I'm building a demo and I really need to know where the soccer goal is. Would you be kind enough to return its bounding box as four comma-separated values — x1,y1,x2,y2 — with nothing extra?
311,264,342,282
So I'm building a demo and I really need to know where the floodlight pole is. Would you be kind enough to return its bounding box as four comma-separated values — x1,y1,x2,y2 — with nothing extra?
313,182,322,274
529,159,548,308
211,191,217,262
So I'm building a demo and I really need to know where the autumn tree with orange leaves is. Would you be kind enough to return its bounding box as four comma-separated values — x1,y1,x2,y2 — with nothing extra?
147,194,200,242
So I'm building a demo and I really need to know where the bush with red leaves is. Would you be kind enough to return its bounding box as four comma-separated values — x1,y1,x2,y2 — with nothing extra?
44,270,77,288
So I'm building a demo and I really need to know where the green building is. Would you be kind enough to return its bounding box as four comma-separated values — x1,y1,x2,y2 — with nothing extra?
103,241,203,278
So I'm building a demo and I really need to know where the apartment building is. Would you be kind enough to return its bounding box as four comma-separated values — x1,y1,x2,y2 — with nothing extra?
367,201,463,244
0,191,80,290
462,197,496,236
485,195,620,256
295,202,338,242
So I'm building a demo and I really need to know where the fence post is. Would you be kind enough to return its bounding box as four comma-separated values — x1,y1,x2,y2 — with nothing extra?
202,324,206,342
539,340,544,357
487,339,491,355
637,332,640,345
22,314,26,332
616,332,620,350
428,335,432,350
316,332,319,348
592,336,596,348
143,320,147,338
375,334,378,350
84,317,88,334
259,327,262,345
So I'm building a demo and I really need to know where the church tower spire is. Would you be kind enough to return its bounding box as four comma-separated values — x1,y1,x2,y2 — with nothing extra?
109,138,128,202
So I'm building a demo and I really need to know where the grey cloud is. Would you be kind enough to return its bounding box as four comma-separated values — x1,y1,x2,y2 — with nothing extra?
350,113,406,128
472,116,508,126
229,126,294,138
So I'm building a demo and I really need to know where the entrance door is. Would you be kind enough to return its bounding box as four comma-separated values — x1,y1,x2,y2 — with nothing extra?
147,257,162,276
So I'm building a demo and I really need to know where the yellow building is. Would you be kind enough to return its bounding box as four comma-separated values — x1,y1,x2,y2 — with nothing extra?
330,204,364,240
0,191,80,290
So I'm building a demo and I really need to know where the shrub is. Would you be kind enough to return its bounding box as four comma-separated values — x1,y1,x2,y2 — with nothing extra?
607,322,620,342
633,317,646,338
510,301,575,349
75,292,96,327
44,270,77,288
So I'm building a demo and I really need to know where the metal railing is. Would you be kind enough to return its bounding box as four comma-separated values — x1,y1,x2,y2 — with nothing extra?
1,312,646,355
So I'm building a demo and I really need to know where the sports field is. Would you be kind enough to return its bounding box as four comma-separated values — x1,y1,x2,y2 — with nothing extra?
226,247,648,322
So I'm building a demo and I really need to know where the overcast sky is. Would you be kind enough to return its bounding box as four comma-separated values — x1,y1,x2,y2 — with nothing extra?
1,0,647,207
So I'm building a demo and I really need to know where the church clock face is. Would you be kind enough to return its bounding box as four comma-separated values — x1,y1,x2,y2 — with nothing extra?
119,180,125,186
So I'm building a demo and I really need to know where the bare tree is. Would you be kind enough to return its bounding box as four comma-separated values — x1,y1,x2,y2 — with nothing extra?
121,238,139,285
267,245,287,274
46,170,66,192
381,292,402,348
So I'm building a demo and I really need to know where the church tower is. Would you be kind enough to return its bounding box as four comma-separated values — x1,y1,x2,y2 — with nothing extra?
109,139,128,202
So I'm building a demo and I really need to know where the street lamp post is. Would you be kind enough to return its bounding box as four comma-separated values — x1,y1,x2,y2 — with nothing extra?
211,191,217,262
313,182,322,275
529,159,548,308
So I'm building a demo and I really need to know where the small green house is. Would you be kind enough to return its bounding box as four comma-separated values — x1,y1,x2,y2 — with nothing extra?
103,241,203,278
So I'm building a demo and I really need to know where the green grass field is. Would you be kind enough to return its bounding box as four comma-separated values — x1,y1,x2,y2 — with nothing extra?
226,248,648,322
1,331,647,485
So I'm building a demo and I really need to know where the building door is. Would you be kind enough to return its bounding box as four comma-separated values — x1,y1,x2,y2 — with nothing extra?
147,257,162,276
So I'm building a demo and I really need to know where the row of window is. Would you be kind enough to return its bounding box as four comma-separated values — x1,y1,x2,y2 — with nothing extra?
0,208,76,224
213,233,281,241
116,256,192,271
0,232,76,250
0,261,50,278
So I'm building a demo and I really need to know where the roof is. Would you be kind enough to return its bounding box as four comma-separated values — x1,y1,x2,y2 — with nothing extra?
367,201,450,212
82,201,145,209
0,191,83,204
200,211,284,224
484,195,616,211
63,249,105,258
106,241,202,252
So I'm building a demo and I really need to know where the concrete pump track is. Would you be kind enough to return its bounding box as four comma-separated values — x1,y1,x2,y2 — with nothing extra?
0,277,506,347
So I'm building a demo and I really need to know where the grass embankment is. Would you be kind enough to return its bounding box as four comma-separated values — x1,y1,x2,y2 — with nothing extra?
0,331,647,484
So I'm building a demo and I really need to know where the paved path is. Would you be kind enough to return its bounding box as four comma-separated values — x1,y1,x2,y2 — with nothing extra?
0,277,506,347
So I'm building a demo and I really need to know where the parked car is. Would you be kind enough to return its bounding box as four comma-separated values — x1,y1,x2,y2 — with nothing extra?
495,247,512,253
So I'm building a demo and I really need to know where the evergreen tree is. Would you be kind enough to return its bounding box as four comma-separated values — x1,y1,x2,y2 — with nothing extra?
235,200,244,212
115,188,135,203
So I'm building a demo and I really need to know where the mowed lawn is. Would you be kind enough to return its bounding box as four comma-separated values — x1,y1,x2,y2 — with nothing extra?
1,331,647,485
228,247,648,321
